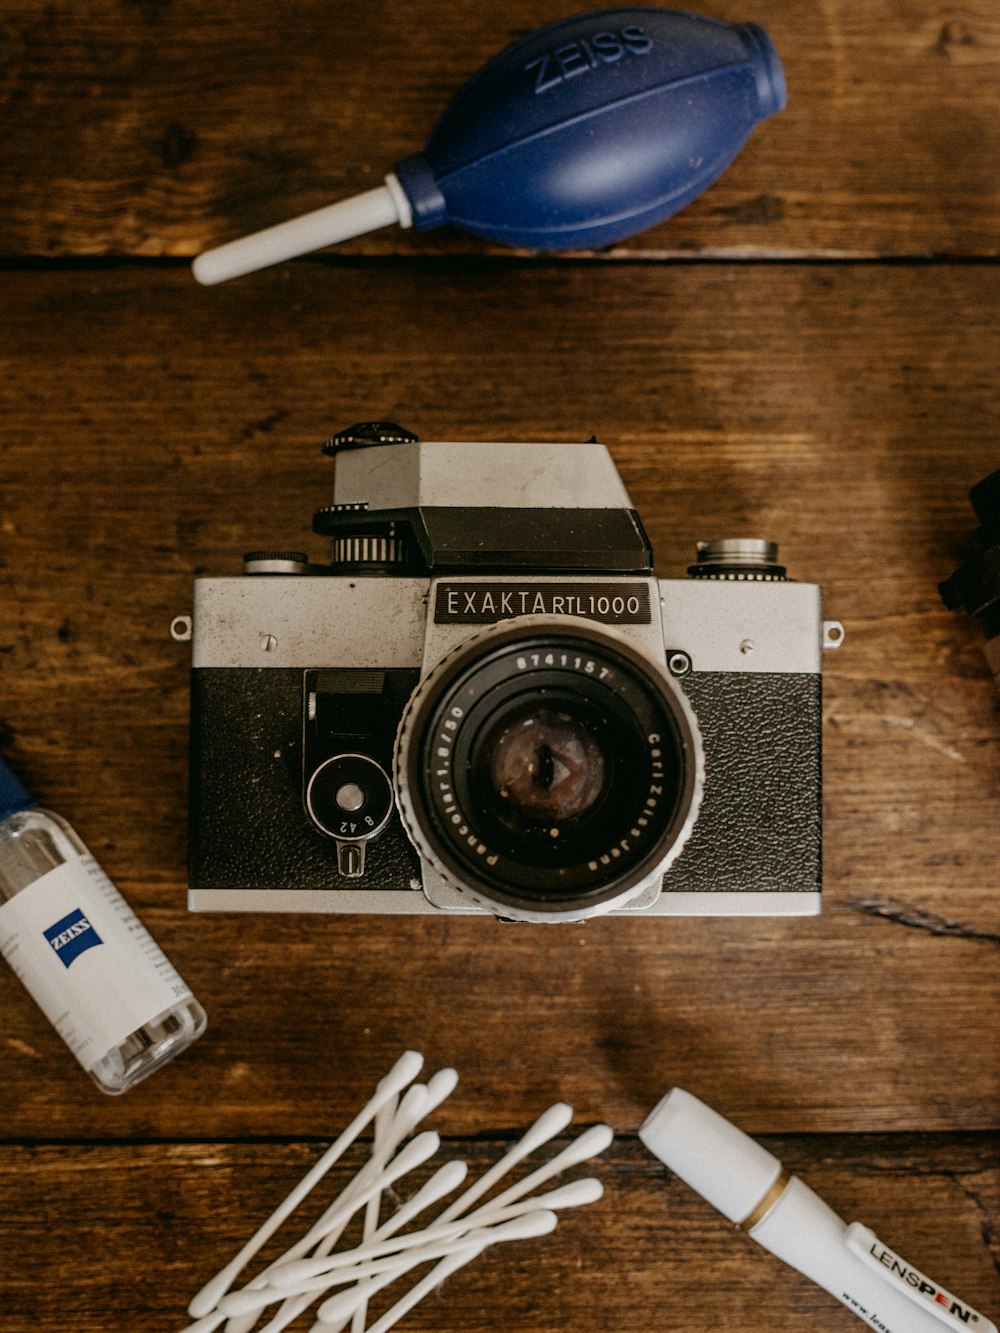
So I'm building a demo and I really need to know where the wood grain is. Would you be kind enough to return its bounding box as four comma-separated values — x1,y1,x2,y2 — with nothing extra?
0,263,997,1144
0,1136,996,1333
1,3,999,1323
0,1,998,260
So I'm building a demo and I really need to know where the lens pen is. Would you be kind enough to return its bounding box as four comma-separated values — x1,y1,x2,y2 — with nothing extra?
640,1088,997,1333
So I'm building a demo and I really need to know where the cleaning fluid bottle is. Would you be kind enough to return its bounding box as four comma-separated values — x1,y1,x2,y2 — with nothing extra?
0,756,206,1094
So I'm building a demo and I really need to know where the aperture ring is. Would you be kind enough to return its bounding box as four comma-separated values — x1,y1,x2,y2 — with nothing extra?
394,616,705,921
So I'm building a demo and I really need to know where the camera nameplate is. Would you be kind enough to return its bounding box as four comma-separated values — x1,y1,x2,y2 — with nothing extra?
434,581,652,625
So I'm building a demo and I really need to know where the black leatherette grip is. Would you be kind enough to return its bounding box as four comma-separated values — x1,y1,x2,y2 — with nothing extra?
189,668,423,892
671,672,822,894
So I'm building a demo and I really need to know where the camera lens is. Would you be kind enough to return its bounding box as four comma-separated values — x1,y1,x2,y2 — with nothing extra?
394,618,703,920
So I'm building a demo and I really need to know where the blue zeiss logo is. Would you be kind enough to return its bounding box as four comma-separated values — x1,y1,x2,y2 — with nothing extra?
43,908,103,968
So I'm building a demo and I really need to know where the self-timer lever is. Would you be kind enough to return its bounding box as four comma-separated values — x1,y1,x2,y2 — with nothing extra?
192,6,785,284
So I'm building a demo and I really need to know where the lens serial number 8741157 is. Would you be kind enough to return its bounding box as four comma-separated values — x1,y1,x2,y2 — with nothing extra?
516,652,612,679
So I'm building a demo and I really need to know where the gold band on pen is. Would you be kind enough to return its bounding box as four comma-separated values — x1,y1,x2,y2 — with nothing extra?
740,1169,791,1232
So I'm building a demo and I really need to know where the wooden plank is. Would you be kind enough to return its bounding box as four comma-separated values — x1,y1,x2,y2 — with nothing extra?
0,2,998,260
0,263,998,1141
0,1137,996,1332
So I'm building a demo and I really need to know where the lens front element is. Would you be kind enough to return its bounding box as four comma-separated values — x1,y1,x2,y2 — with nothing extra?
486,705,606,827
394,617,704,920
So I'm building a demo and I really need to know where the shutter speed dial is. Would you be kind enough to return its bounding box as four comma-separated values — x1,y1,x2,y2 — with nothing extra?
305,753,394,878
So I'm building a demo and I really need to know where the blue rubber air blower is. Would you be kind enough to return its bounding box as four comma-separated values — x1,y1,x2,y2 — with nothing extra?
194,7,786,283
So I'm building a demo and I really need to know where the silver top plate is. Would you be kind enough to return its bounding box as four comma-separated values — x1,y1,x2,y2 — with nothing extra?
333,440,634,511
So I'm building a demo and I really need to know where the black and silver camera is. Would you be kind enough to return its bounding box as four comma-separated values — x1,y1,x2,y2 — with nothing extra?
177,424,842,922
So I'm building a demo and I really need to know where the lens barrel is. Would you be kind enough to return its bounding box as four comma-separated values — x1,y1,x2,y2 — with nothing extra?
394,617,703,920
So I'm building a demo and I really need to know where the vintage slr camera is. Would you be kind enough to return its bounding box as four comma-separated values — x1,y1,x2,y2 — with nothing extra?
177,424,842,922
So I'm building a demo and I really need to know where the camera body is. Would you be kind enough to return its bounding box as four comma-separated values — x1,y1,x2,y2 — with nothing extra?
182,426,840,921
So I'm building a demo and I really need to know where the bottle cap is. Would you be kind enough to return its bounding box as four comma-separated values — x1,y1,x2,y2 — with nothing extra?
638,1087,783,1223
0,756,35,820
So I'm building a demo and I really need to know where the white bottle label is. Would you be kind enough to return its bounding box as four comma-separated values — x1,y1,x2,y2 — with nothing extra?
0,854,193,1070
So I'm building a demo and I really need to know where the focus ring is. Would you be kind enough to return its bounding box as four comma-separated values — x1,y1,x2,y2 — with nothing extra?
394,616,704,922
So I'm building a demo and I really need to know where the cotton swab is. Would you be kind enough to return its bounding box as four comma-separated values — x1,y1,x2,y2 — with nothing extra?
352,1245,479,1333
277,1159,470,1315
272,1176,605,1291
235,1072,460,1333
229,1071,549,1322
220,1100,407,1333
217,1220,470,1321
192,1129,606,1333
179,1055,611,1333
256,1091,569,1296
223,1070,451,1333
299,1070,457,1259
343,1074,455,1333
309,1188,600,1333
219,1208,557,1330
227,1117,608,1324
244,1112,428,1333
225,1178,604,1317
317,1213,559,1333
215,1134,440,1318
363,1214,559,1333
179,1312,229,1333
433,1102,574,1225
350,1094,395,1333
184,1221,491,1333
187,1051,424,1319
252,1099,581,1314
284,1128,440,1264
218,1135,442,1333
220,1072,456,1333
460,1124,614,1223
359,1158,469,1237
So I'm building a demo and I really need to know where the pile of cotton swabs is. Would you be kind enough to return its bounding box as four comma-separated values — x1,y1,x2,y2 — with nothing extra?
181,1051,612,1333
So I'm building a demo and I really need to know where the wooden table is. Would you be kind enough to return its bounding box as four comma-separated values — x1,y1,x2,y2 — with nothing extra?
1,3,998,1329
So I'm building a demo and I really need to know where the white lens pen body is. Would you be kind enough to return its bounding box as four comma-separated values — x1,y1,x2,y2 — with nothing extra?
640,1089,996,1333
